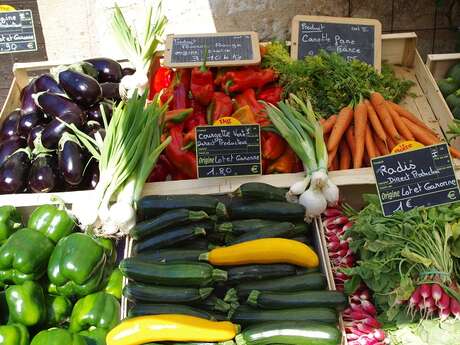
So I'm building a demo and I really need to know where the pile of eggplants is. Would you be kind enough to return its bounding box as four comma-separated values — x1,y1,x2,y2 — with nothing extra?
0,57,134,194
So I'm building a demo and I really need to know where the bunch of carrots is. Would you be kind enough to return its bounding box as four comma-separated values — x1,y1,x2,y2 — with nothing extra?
321,91,460,170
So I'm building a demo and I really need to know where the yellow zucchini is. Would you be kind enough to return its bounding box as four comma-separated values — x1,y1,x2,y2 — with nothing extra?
106,314,238,345
200,238,318,268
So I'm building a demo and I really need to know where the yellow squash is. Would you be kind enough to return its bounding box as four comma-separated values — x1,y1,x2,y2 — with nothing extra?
201,238,319,268
106,314,239,345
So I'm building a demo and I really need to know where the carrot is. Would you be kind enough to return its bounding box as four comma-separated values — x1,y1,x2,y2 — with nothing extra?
386,101,415,141
400,117,439,146
327,106,353,151
339,141,351,170
345,125,356,158
374,132,389,155
328,145,339,169
387,136,396,151
353,101,368,169
322,115,337,135
331,149,339,171
364,99,387,142
370,92,400,142
363,150,370,167
365,124,378,159
450,146,460,159
388,101,438,136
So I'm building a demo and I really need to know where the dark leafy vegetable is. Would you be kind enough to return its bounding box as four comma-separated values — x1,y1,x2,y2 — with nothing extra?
0,110,20,140
59,70,102,107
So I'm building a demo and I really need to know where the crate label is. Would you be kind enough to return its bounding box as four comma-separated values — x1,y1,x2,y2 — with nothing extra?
196,124,261,178
164,32,260,67
371,143,460,216
0,10,37,54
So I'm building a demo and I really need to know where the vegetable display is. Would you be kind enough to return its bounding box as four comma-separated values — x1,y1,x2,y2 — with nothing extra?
437,61,460,119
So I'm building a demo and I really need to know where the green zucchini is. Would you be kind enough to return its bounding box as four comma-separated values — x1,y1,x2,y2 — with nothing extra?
128,303,217,320
291,235,311,244
119,257,227,286
228,224,295,244
228,201,305,221
131,209,209,240
217,219,288,234
247,290,347,310
145,342,235,345
232,182,287,201
235,321,340,345
292,222,311,235
230,305,337,325
134,225,206,253
135,249,204,262
227,264,297,283
123,282,213,303
228,273,326,299
178,239,210,250
195,295,232,313
137,195,227,220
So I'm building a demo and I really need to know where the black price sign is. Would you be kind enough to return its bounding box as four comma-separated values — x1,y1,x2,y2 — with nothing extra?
371,143,460,216
291,15,381,70
0,10,37,54
164,32,260,68
196,125,262,179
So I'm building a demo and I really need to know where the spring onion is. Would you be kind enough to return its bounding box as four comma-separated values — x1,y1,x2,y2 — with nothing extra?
266,94,339,220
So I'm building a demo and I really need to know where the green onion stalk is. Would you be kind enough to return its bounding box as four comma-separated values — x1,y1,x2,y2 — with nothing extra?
265,94,338,220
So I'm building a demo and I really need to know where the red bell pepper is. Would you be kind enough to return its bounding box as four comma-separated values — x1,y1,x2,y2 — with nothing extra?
191,56,214,106
164,124,197,179
267,147,297,174
262,131,286,160
148,154,172,182
235,88,271,126
164,108,193,123
207,92,233,124
184,98,207,133
258,85,283,104
222,67,276,93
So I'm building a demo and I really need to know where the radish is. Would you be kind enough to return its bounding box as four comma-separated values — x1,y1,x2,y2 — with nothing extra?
431,283,443,303
324,208,341,217
324,215,349,227
408,286,421,316
439,304,451,321
373,329,386,341
343,221,354,231
419,284,431,307
361,299,377,315
436,290,450,310
450,297,460,319
359,289,371,300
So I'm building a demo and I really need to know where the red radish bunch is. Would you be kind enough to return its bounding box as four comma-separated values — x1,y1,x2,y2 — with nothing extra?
323,207,388,345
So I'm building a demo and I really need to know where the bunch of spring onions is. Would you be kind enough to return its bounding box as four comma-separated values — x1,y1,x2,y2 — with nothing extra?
69,91,171,236
266,94,339,220
112,1,167,98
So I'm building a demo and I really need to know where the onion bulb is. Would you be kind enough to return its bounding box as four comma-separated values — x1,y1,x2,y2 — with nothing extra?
299,186,327,221
311,169,328,189
287,176,310,202
322,178,339,206
108,201,136,234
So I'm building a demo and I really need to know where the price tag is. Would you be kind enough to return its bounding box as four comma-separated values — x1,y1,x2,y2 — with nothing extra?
0,10,37,54
195,124,262,178
371,143,460,216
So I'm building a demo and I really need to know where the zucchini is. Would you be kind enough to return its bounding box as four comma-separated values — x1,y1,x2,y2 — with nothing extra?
179,239,210,250
292,222,311,235
235,321,340,345
145,342,235,345
131,209,209,240
291,236,311,244
134,224,206,253
217,219,288,234
196,295,232,313
137,194,227,220
119,257,227,286
229,273,326,299
230,305,337,325
123,282,213,303
247,290,347,310
228,224,295,244
136,249,204,262
231,182,287,201
128,303,217,320
228,201,305,220
227,264,297,283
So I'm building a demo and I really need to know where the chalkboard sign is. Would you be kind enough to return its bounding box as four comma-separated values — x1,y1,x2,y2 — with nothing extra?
195,125,261,178
371,143,460,216
0,10,37,54
291,15,381,70
164,32,260,68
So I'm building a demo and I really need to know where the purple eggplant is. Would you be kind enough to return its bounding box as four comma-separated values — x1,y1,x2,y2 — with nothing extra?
27,125,45,149
20,80,42,117
101,83,121,101
0,110,20,140
35,74,66,94
41,112,83,149
84,159,99,189
59,70,102,107
122,67,136,76
58,134,85,186
85,58,123,83
28,153,58,193
0,148,30,194
86,102,112,125
0,136,26,166
35,92,83,120
18,111,47,138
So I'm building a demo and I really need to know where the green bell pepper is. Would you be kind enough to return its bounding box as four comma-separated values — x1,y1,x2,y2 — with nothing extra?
47,233,109,298
104,268,123,300
69,291,120,332
27,205,75,243
0,323,29,345
79,328,107,345
46,294,72,326
0,206,22,244
0,228,54,284
30,328,86,345
6,281,46,326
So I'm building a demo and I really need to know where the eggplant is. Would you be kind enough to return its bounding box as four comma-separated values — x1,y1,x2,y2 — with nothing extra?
28,153,58,193
85,58,123,83
35,92,84,120
122,67,136,76
0,148,30,194
27,125,45,149
59,70,102,107
20,81,42,116
86,102,112,125
0,110,20,140
101,83,121,101
58,134,85,186
41,111,83,149
0,136,26,166
35,74,66,94
17,111,47,137
84,159,99,189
